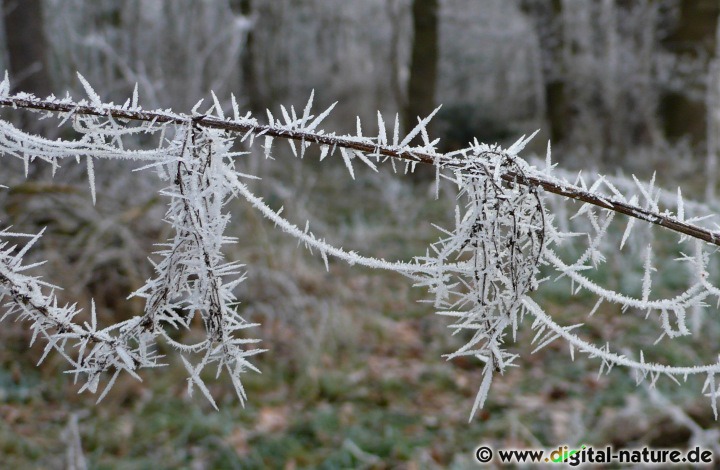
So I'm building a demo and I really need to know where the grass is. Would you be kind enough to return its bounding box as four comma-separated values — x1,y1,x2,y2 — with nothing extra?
1,156,719,467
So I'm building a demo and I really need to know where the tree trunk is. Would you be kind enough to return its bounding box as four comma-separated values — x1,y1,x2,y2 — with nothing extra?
660,0,719,145
230,0,263,116
404,0,439,181
520,0,568,144
3,0,53,149
403,0,439,140
3,0,52,97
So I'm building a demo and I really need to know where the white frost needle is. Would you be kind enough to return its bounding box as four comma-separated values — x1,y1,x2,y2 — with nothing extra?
0,77,719,422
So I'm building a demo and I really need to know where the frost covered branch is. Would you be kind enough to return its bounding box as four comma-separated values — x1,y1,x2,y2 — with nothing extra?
0,83,717,247
3,73,720,421
0,227,156,401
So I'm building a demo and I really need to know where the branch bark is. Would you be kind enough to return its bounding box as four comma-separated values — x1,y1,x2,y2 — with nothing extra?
0,94,717,247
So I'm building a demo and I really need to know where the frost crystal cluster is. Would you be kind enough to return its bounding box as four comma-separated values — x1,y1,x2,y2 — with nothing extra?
2,73,720,422
413,143,545,417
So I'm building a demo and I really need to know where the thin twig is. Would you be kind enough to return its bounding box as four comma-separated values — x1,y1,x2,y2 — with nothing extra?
1,94,717,246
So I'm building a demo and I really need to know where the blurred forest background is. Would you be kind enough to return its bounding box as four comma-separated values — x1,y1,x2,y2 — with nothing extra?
1,0,720,468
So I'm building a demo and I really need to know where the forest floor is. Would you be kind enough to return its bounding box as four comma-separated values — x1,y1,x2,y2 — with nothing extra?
0,153,717,469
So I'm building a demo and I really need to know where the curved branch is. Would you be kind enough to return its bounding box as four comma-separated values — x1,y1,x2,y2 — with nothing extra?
523,297,720,376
